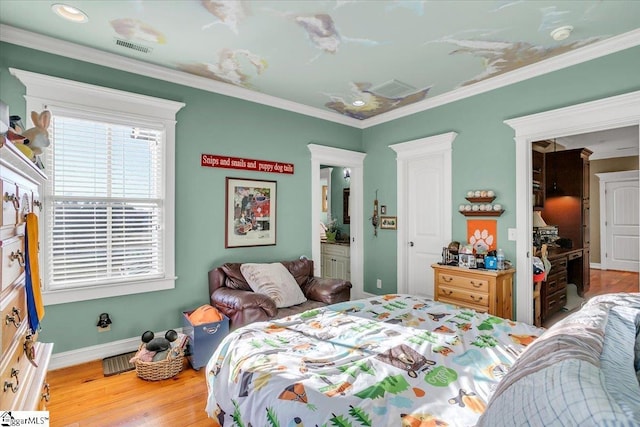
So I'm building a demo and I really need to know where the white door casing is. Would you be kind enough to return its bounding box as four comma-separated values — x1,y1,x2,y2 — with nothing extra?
390,132,456,297
309,144,366,299
597,170,640,272
505,90,640,324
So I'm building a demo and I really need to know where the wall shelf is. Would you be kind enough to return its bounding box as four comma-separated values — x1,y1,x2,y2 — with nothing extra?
465,196,495,203
459,210,504,217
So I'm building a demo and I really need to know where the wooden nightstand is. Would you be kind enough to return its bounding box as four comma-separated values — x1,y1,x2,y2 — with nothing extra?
431,264,515,320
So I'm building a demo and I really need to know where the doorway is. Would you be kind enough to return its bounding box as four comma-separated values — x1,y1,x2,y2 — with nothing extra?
506,90,640,324
309,144,366,299
597,170,640,272
390,132,456,297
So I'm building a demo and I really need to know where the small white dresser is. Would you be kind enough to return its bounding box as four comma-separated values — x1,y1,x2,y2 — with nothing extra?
1,137,53,410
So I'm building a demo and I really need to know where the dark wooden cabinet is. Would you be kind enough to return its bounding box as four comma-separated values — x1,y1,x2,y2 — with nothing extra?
541,253,568,321
543,148,592,297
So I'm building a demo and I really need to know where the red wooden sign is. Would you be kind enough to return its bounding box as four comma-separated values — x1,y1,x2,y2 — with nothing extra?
201,154,294,174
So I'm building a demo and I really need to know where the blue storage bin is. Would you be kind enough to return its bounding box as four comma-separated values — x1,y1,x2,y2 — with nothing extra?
182,310,229,370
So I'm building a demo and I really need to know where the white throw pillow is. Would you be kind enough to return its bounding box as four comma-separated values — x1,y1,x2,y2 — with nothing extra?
240,263,308,308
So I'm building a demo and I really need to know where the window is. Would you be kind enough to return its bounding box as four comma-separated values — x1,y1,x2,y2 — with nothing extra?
10,68,184,304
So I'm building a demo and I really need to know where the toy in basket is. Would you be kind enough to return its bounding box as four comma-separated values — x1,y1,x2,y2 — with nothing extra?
129,329,189,381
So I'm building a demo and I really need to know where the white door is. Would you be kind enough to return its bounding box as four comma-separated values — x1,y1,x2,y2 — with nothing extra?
406,156,448,296
391,133,455,298
604,179,639,272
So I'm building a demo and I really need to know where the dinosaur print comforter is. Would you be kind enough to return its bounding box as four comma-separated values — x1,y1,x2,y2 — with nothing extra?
205,294,544,426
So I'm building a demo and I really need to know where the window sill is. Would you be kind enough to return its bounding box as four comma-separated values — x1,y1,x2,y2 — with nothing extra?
42,277,177,305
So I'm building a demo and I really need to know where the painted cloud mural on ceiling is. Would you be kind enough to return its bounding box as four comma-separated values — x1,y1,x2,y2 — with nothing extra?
3,0,633,121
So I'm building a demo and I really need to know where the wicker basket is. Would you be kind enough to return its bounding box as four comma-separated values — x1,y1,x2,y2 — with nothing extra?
134,344,184,381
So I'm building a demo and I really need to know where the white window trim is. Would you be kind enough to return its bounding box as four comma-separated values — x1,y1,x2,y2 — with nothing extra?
10,68,185,305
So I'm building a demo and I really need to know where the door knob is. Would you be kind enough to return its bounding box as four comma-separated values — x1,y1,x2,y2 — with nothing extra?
409,241,414,247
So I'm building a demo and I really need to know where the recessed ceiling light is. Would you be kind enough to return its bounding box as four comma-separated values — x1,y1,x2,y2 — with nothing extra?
550,25,573,41
352,100,365,107
51,3,88,23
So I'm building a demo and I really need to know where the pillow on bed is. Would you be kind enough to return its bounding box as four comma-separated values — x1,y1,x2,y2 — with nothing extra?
240,263,307,308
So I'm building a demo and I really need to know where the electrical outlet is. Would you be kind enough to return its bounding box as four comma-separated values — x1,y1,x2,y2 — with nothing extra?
376,279,382,289
98,325,111,332
508,228,517,241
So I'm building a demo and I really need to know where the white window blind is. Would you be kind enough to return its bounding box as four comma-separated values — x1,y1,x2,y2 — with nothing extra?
46,115,164,290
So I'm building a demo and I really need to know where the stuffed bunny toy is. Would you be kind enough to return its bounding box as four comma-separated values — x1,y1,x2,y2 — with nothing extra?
22,110,51,169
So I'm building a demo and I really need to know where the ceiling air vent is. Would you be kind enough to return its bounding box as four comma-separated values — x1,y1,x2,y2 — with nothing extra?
369,79,417,99
115,38,152,54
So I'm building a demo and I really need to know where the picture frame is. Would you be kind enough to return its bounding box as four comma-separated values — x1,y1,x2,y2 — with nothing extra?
343,188,350,224
380,216,397,230
322,185,328,212
225,177,276,248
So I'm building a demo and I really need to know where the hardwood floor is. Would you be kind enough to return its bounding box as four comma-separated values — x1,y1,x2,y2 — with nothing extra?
586,268,639,296
46,359,212,426
45,269,639,425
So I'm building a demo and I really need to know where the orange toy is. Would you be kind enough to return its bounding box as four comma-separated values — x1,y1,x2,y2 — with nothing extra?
189,304,223,325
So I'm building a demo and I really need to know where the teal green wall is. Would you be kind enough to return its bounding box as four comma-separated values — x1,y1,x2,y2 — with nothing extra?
0,42,362,353
1,41,639,354
361,46,640,295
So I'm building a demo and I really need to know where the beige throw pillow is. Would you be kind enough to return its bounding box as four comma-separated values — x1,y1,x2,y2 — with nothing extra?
240,263,308,308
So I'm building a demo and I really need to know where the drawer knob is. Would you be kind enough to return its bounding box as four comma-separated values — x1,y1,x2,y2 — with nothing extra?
3,368,20,394
441,289,453,296
3,192,20,210
470,295,483,302
5,307,22,328
470,281,482,288
442,276,453,283
24,335,38,367
9,250,25,267
42,383,50,402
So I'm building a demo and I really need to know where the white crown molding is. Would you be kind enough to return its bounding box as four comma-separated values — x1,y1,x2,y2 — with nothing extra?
363,28,640,128
0,24,361,128
1,25,638,130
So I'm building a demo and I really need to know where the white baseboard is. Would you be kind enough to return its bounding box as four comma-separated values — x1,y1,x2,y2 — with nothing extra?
49,327,184,370
590,262,602,270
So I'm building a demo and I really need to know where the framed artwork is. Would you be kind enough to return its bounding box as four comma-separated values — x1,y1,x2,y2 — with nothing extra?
467,219,497,252
225,177,276,248
380,216,397,230
343,188,350,224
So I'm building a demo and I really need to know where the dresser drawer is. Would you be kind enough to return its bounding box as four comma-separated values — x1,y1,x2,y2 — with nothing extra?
545,291,567,317
437,296,488,314
2,178,18,229
1,285,27,357
437,273,489,293
548,257,568,276
437,285,489,308
321,243,350,258
546,272,567,295
0,326,30,397
1,237,26,292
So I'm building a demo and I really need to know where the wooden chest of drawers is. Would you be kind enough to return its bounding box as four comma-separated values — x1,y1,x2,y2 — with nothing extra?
0,138,53,411
431,264,515,320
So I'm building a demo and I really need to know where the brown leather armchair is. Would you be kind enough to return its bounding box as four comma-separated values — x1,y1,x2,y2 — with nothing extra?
208,258,352,330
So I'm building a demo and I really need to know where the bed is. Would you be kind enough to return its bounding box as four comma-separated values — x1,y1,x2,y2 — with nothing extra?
205,294,545,426
206,293,640,426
